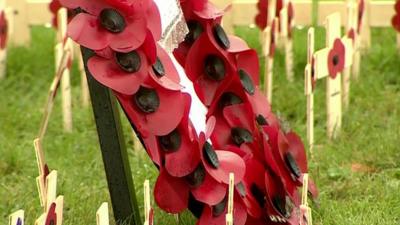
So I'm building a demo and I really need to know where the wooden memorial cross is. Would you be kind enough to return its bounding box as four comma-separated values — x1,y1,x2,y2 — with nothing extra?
279,0,295,81
304,27,315,153
9,210,24,225
313,12,353,139
97,203,111,225
143,180,153,225
56,8,73,132
359,0,371,49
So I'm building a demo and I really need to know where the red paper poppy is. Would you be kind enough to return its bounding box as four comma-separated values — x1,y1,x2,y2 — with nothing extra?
185,33,236,106
154,169,190,213
0,11,8,50
327,38,345,79
87,49,149,95
116,81,188,137
49,0,62,27
191,171,227,205
61,0,161,53
197,195,247,225
45,203,58,225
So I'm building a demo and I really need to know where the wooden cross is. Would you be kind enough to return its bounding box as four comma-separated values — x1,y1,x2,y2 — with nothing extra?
313,12,353,139
304,27,315,153
359,0,371,49
57,8,73,133
9,210,24,225
34,138,49,207
279,0,294,81
351,0,362,80
97,203,110,225
225,173,235,225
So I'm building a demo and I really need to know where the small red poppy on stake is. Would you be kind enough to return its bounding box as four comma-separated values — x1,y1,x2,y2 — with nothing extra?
313,12,353,139
327,38,346,79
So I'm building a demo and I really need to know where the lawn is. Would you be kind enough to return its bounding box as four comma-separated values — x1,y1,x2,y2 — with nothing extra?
1,25,400,225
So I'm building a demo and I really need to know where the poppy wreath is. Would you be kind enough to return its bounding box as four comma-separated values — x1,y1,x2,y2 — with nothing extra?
0,10,8,50
176,1,318,224
392,0,400,33
60,0,317,224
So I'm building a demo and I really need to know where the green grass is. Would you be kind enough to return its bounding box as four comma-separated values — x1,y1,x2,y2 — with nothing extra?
1,26,400,225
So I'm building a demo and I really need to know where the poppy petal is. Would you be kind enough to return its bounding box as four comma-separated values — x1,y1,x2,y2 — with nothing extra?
191,173,227,205
154,169,190,213
109,17,147,53
87,52,148,95
203,150,245,184
197,197,247,225
67,13,110,51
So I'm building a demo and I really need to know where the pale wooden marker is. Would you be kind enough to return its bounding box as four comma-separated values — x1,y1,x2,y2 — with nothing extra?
299,174,312,225
35,196,64,225
45,170,58,211
305,28,315,153
38,46,72,139
342,0,356,109
9,210,24,225
279,2,294,81
97,202,110,225
34,138,48,207
313,13,352,139
6,0,30,45
225,173,234,225
359,0,371,49
77,47,90,107
57,8,73,133
263,18,278,103
144,180,151,225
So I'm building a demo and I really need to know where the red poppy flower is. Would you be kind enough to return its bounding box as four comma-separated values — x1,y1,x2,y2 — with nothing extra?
61,0,161,53
184,33,236,106
45,203,58,225
116,80,188,137
0,11,8,50
327,38,345,79
347,28,356,45
49,0,62,27
154,169,190,213
88,49,149,95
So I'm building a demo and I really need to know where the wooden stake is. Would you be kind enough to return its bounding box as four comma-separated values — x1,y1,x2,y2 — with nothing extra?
225,173,234,225
144,180,151,225
9,210,24,225
38,48,72,139
280,4,294,81
45,170,58,211
263,18,278,103
360,0,371,49
35,196,64,225
305,28,315,153
34,138,48,207
57,8,73,132
6,0,30,45
299,174,312,225
78,48,90,107
97,203,110,225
